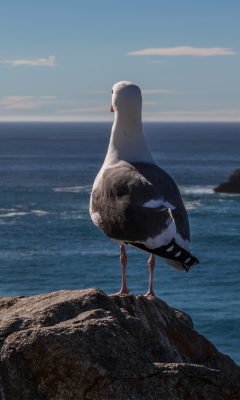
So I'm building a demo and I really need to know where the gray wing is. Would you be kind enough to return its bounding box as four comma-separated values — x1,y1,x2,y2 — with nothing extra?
90,161,190,245
132,162,190,243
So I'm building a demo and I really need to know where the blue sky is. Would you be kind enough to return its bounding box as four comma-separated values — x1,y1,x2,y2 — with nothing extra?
0,0,239,121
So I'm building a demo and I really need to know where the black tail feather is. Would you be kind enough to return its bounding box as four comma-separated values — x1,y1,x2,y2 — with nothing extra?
124,238,199,271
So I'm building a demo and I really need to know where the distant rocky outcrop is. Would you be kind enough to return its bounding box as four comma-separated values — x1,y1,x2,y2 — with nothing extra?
0,288,240,400
214,169,240,193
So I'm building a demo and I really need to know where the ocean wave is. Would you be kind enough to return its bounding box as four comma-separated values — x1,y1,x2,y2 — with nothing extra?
180,185,214,195
0,210,49,218
52,185,92,193
31,210,49,216
217,198,235,202
0,211,29,218
185,201,202,210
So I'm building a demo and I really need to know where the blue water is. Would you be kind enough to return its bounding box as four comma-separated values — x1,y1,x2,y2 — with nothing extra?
0,122,240,364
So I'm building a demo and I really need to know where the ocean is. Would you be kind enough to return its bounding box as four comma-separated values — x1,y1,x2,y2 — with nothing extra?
0,122,239,364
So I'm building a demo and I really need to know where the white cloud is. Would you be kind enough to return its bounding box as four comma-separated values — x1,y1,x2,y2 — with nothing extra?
58,106,110,113
0,115,115,122
141,108,240,121
0,55,56,66
3,102,40,110
143,109,240,116
1,95,56,110
127,46,237,57
2,96,34,103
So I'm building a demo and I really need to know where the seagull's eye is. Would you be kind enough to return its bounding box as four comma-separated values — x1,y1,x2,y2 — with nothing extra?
112,90,113,94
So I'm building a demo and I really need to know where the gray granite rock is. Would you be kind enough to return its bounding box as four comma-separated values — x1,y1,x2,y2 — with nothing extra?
0,288,239,400
214,169,240,193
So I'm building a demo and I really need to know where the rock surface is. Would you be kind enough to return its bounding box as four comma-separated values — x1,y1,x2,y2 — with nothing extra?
214,169,240,193
0,288,240,400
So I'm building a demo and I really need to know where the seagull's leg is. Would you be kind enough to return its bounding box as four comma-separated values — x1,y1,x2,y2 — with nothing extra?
144,253,155,296
114,244,129,295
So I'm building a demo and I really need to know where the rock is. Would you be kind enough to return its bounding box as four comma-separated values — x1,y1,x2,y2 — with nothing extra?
214,169,240,193
0,288,239,400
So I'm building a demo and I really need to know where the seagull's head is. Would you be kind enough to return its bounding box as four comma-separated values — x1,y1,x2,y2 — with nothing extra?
110,81,142,122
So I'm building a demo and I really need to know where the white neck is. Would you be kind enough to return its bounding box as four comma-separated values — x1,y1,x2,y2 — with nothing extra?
103,111,156,168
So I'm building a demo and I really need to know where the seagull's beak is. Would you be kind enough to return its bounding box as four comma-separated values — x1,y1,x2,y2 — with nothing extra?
110,104,114,113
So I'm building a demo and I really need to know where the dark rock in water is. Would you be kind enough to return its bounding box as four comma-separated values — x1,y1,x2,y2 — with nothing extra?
0,288,240,400
214,169,240,193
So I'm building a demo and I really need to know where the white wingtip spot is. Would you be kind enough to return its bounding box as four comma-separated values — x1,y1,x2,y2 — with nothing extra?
166,245,174,252
175,251,181,257
185,257,191,263
143,198,176,210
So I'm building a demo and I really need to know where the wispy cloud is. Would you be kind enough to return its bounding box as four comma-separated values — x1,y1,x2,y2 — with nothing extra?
127,46,237,57
58,106,109,113
142,89,179,94
3,102,40,110
143,109,240,116
0,55,56,66
142,108,240,122
2,96,34,103
1,95,56,110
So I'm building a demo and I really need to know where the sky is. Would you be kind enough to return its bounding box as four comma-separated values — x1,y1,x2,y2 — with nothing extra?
0,0,239,122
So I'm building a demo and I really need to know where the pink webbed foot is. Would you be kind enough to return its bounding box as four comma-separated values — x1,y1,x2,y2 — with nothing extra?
144,290,155,297
112,288,130,296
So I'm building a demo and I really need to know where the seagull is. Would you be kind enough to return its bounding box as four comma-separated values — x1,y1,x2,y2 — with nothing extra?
90,81,199,296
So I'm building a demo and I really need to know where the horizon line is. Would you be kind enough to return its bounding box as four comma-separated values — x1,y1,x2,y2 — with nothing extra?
0,117,240,123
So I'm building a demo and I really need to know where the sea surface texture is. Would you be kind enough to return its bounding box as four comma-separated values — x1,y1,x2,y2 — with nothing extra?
0,122,239,364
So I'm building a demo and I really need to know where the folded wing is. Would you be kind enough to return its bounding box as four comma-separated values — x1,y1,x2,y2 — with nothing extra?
91,161,190,248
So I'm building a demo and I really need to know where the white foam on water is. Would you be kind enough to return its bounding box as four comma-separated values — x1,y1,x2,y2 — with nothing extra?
31,210,49,216
0,212,29,218
180,185,214,195
217,193,240,199
53,185,92,193
185,200,202,210
218,198,235,202
0,210,49,218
